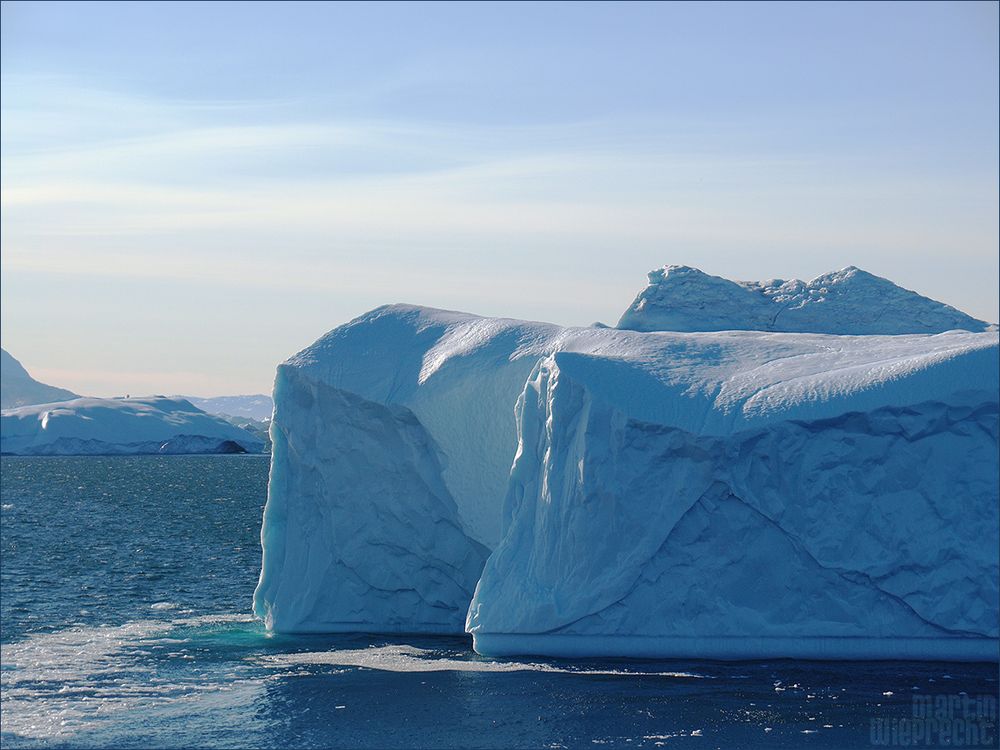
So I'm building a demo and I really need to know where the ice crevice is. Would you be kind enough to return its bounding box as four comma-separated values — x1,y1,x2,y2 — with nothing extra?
723,485,985,639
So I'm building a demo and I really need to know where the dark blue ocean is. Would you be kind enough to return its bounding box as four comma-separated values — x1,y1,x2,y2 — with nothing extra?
1,456,996,749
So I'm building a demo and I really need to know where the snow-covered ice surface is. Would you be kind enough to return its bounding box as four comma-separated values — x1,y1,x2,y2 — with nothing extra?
617,265,993,334
255,269,999,661
0,396,265,455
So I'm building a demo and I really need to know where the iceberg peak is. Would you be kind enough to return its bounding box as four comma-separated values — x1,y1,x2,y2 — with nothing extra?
618,265,991,335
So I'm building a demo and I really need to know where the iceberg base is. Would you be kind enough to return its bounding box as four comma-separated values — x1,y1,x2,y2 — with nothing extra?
472,634,1000,662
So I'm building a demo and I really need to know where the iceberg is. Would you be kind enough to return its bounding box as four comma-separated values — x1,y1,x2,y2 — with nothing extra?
1,396,265,455
254,267,999,661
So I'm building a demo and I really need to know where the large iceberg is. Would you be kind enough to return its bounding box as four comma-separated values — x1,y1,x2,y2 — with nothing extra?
254,267,999,661
1,396,265,455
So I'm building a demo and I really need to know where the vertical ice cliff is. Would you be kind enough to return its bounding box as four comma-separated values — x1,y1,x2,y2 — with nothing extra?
256,366,490,632
255,269,999,659
254,305,563,632
255,304,700,632
467,338,999,660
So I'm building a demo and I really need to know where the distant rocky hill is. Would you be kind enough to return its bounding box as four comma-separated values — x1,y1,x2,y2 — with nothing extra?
1,348,79,410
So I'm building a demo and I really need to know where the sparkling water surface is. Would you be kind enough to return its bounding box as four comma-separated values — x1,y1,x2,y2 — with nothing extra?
1,456,996,749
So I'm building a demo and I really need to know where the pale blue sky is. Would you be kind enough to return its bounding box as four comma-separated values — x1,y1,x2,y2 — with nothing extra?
2,1,997,396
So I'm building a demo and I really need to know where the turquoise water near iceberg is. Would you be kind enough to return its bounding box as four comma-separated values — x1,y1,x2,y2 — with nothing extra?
1,456,996,748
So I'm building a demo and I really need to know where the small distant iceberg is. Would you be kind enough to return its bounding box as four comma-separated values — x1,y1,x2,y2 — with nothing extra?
1,396,265,455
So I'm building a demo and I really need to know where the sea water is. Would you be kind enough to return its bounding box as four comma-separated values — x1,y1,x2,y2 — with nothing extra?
1,456,996,748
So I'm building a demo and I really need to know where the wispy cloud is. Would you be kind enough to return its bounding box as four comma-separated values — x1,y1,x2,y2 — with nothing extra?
2,78,997,395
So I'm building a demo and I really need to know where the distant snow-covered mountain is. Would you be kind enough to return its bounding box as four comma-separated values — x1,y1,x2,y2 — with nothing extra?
617,265,994,334
1,396,265,455
0,348,79,409
184,394,273,421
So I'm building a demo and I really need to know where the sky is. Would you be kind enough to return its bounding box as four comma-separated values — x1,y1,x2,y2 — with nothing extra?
2,1,998,397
